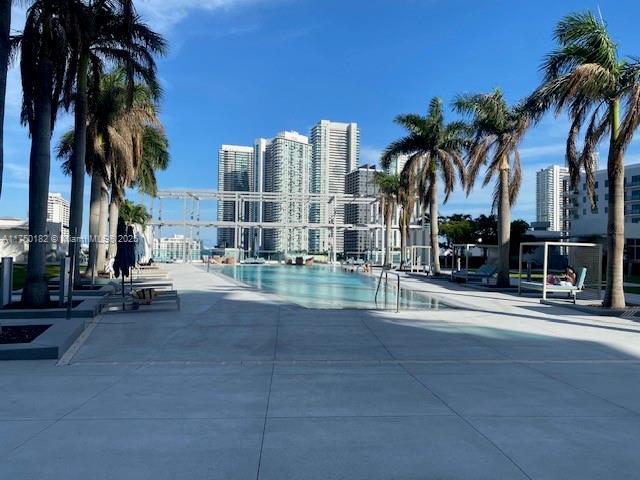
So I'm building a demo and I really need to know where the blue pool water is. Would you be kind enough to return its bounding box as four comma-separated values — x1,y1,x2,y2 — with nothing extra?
215,265,450,310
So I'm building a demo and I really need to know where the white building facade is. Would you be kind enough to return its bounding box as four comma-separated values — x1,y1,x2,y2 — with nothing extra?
153,235,202,262
262,131,311,253
47,193,70,234
309,120,360,253
536,165,570,234
570,162,640,266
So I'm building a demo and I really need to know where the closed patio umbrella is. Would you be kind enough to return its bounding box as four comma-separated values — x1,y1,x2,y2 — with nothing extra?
113,219,136,309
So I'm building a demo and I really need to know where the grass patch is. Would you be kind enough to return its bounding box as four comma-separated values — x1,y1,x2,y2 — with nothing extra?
12,264,61,291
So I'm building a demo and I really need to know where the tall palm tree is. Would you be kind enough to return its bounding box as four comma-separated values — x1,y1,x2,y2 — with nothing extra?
65,0,165,284
454,89,531,288
374,172,400,267
381,98,467,275
106,99,161,259
527,12,640,309
133,125,169,197
397,165,416,268
57,69,164,276
13,1,76,306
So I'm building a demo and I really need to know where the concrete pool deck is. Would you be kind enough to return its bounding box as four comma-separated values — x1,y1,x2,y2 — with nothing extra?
2,263,640,479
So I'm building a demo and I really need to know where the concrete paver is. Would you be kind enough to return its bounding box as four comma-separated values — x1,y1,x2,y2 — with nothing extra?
2,263,640,479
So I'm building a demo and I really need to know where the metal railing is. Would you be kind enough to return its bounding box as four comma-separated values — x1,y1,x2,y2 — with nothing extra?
374,268,401,313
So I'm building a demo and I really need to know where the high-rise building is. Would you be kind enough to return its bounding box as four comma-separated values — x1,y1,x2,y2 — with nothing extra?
262,131,311,253
250,138,269,253
309,120,360,253
344,165,380,256
153,235,202,262
536,165,570,234
385,154,408,176
217,145,254,249
47,193,70,232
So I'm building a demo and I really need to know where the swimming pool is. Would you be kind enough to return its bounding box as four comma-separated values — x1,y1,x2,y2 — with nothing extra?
214,264,450,310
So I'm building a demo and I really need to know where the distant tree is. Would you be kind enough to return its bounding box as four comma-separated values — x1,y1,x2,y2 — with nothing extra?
440,217,475,246
474,214,498,245
381,98,467,275
119,199,150,226
509,219,530,257
374,172,400,267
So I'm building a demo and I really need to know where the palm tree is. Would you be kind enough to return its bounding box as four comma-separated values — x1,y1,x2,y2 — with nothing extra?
106,98,161,259
397,166,416,268
119,199,150,226
65,0,165,284
133,125,170,197
13,1,76,306
374,172,399,267
454,89,531,288
381,98,467,275
57,69,165,276
527,12,640,309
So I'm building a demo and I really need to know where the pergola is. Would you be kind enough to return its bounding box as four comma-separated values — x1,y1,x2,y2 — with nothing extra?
450,243,499,281
407,246,431,273
518,241,603,301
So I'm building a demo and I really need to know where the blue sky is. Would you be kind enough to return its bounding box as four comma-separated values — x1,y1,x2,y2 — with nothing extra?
4,0,640,243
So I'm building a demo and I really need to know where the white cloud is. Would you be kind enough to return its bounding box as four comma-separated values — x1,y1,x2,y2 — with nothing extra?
136,0,271,33
6,162,29,182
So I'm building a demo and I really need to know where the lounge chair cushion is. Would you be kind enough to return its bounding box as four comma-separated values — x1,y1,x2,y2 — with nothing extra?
132,288,157,305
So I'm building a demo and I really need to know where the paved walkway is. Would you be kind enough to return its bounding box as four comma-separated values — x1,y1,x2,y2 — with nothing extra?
2,263,640,479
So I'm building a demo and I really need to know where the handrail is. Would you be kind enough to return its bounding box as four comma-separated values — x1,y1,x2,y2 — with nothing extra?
374,268,401,313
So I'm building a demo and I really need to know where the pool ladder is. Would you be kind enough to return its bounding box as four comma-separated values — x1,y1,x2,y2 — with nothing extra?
374,268,401,313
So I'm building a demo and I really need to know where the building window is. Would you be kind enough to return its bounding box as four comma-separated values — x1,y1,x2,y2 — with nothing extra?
595,181,599,188
582,208,586,215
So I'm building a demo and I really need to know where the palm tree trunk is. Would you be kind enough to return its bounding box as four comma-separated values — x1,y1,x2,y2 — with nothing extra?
96,179,109,271
21,57,53,307
496,166,511,288
69,50,89,285
108,193,120,260
384,204,392,267
430,179,441,275
399,212,406,268
85,172,102,278
605,99,626,308
0,0,10,199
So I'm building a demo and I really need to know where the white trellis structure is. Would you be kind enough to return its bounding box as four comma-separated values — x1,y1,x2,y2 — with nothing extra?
518,241,603,301
408,246,431,273
451,244,499,276
149,189,385,264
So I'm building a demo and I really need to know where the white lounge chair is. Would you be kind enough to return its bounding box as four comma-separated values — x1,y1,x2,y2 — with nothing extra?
451,264,497,283
520,267,587,303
